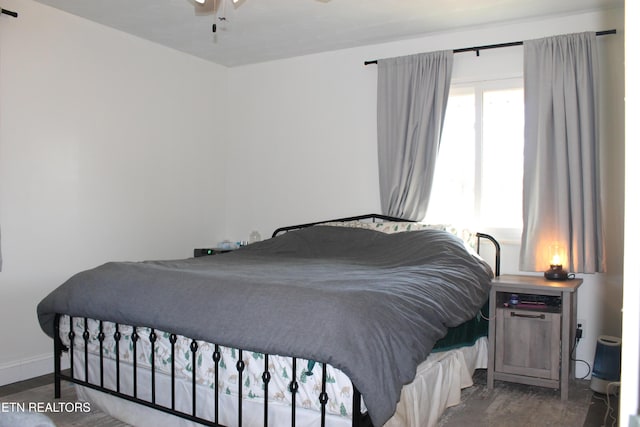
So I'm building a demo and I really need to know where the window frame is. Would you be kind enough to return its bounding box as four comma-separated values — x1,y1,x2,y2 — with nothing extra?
427,77,524,243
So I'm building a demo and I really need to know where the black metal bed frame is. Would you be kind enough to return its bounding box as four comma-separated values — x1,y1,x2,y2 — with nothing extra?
271,213,407,237
53,213,500,427
54,315,370,427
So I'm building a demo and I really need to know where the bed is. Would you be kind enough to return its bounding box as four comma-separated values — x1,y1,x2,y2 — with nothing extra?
37,214,500,427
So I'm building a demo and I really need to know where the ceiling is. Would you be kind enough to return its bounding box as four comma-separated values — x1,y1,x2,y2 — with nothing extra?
32,0,622,67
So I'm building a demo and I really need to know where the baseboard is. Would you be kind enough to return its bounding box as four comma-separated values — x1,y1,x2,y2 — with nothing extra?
0,354,69,386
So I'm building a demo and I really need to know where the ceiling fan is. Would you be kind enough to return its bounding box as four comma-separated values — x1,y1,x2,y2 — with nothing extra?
190,0,235,16
190,0,331,17
189,0,332,33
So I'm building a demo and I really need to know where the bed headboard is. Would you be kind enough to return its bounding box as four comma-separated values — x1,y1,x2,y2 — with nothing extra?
476,232,501,277
271,213,405,237
271,213,501,277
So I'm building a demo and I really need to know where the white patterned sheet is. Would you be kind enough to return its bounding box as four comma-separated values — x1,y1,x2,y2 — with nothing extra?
70,334,488,427
59,315,356,420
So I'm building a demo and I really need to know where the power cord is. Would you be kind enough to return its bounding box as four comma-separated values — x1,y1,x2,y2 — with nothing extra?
591,381,620,426
570,326,592,379
478,307,495,321
573,328,620,426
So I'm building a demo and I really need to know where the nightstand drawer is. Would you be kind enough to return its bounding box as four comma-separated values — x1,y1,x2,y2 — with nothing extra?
495,307,561,380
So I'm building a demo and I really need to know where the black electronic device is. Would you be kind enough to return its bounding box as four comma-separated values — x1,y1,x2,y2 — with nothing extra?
194,248,219,257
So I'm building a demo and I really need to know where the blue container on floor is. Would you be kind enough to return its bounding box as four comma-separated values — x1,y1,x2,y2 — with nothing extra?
590,335,621,394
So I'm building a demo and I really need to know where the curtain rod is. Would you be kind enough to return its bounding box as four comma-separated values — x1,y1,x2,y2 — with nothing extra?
1,8,18,18
364,29,616,65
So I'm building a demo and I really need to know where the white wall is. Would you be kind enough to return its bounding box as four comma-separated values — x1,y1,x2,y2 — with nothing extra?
226,8,625,377
0,0,229,384
224,51,382,239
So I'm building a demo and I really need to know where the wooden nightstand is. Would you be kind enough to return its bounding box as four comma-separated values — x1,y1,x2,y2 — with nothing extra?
487,274,582,400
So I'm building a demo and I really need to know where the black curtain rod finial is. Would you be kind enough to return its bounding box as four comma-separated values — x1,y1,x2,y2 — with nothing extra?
1,8,18,18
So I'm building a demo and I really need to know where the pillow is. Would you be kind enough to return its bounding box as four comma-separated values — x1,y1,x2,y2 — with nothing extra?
320,220,477,250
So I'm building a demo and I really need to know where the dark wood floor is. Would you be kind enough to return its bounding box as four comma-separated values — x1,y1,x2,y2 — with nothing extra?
0,372,129,426
0,373,55,398
438,370,619,427
0,370,619,427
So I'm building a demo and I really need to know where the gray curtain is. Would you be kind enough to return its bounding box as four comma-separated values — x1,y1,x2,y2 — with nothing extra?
520,32,605,273
377,51,453,220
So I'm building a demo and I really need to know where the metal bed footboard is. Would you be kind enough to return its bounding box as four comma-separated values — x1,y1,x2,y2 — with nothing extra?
54,314,371,427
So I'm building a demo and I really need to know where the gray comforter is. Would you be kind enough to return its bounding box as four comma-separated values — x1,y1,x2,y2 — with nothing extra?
37,226,493,427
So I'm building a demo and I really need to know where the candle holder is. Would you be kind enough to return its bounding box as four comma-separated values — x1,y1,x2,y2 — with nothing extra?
544,243,569,280
544,264,569,280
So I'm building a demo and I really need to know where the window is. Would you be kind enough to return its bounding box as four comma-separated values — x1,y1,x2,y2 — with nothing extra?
424,79,524,240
